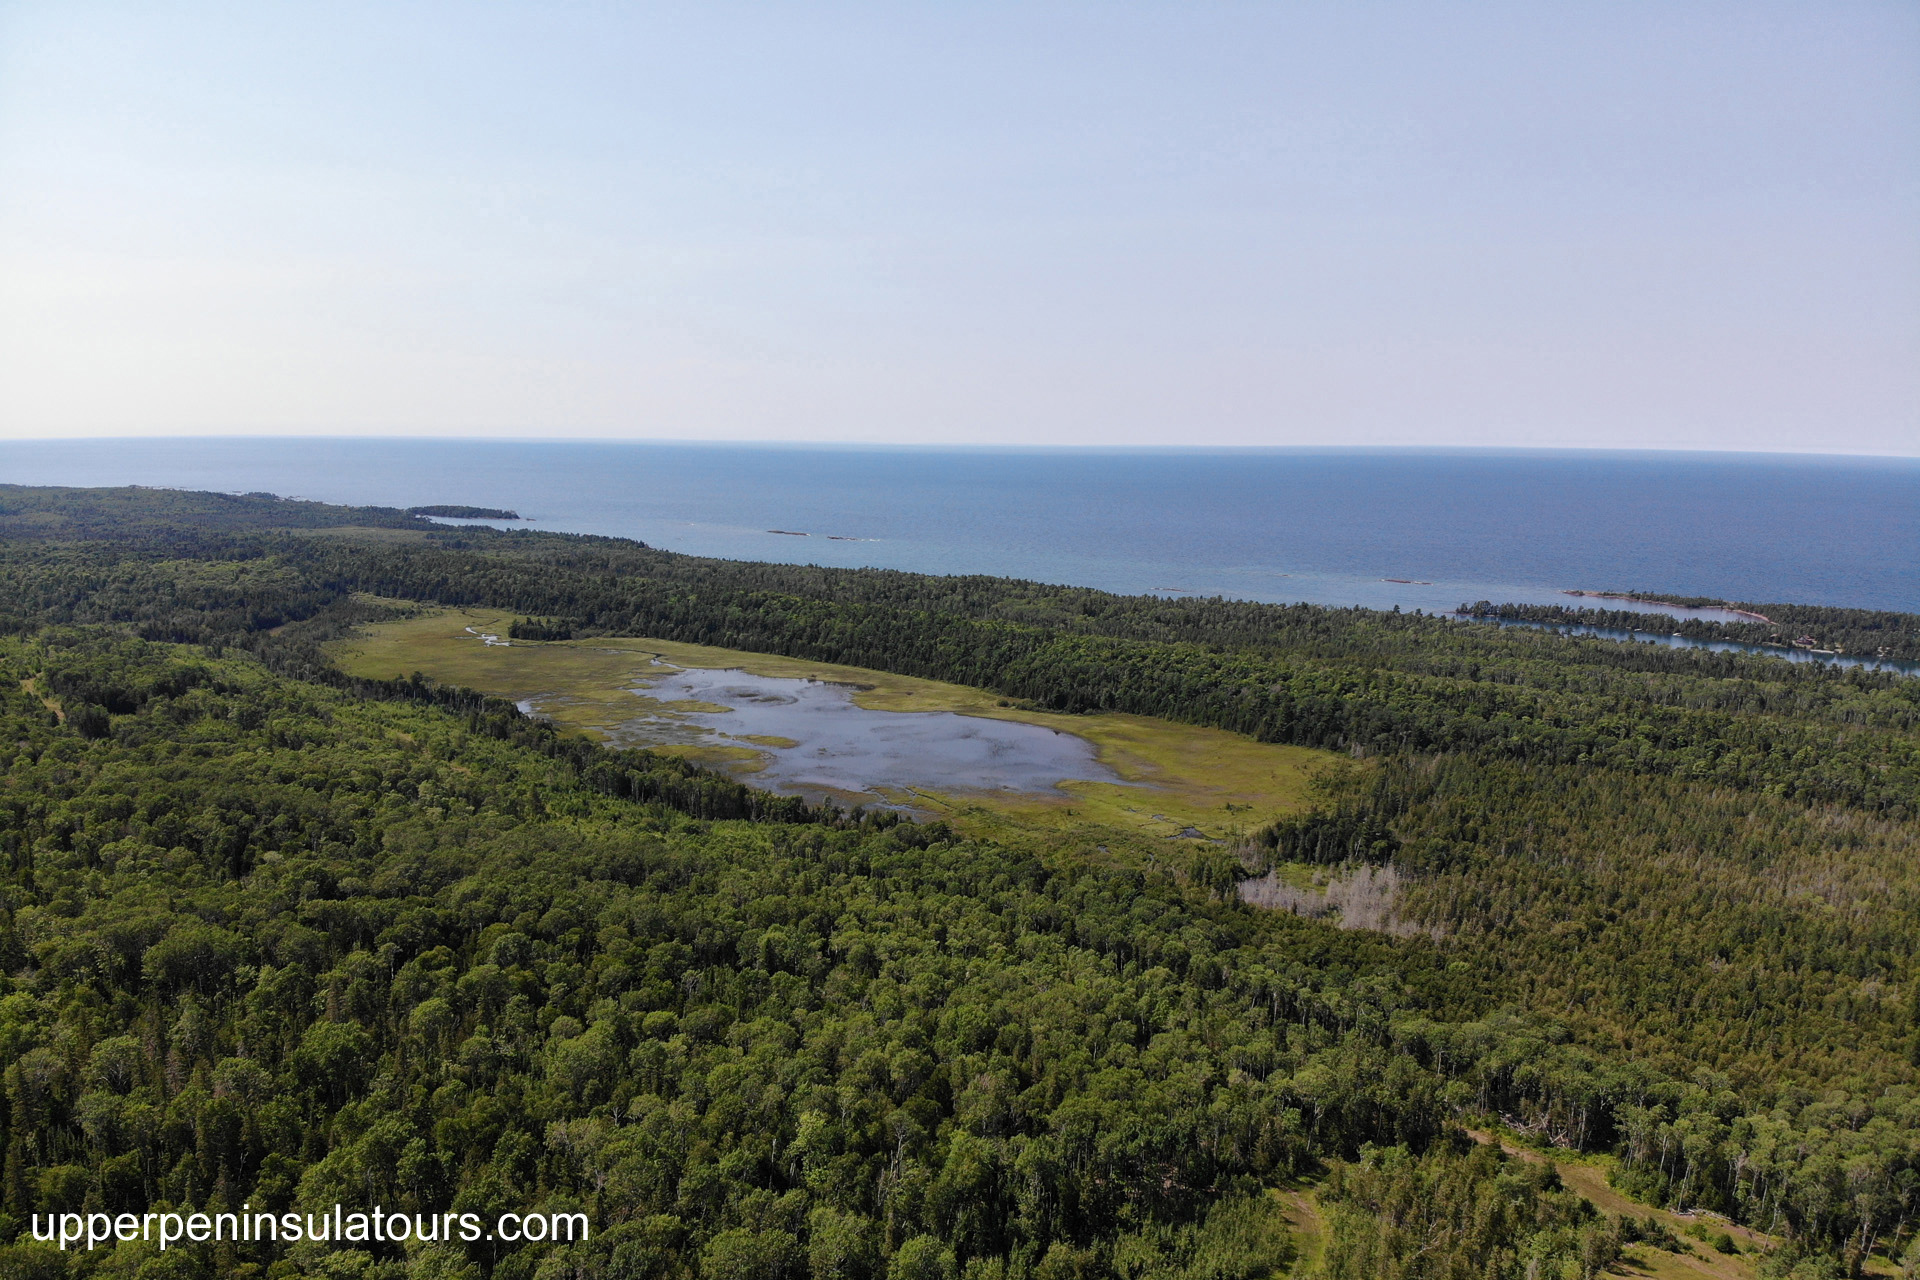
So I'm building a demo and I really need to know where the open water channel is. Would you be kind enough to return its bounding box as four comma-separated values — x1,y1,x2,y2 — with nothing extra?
1465,617,1920,677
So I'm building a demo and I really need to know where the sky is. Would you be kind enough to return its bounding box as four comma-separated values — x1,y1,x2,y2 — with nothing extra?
0,2,1916,454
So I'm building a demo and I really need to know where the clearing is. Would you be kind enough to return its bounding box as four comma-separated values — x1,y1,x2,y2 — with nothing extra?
326,606,1336,843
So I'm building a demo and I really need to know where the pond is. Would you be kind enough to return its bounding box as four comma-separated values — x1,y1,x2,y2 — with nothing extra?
564,662,1125,805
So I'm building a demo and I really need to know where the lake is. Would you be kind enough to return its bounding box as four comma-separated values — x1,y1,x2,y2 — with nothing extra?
3,437,1915,614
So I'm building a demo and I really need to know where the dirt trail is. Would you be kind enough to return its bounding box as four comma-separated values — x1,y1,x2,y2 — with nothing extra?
1464,1130,1765,1280
21,676,61,721
1274,1134,1895,1278
1274,1186,1326,1272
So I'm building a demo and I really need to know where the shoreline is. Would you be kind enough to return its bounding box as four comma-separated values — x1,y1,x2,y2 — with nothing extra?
1562,589,1772,625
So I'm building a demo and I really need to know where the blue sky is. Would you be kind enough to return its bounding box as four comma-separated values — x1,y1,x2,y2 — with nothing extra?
1,2,1915,452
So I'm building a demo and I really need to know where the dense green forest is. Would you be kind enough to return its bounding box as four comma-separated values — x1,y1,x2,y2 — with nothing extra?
2,485,1918,1279
406,508,523,522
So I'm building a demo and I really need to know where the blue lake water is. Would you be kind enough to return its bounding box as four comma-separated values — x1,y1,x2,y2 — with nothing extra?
2,437,1916,615
579,661,1122,805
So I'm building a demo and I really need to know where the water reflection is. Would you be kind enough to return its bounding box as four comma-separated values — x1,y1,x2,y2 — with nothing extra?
605,664,1123,803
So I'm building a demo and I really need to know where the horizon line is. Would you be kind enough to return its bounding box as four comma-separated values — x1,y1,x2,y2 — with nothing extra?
3,433,1918,464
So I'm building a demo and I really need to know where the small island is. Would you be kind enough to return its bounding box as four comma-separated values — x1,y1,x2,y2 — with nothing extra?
408,505,523,520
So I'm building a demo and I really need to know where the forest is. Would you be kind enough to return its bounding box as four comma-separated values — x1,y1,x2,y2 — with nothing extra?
406,509,523,522
1,484,1917,1280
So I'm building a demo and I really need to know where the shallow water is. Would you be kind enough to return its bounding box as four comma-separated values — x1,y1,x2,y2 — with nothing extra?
598,664,1122,803
1467,617,1920,677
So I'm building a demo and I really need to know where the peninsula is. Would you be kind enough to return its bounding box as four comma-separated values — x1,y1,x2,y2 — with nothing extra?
406,504,523,519
3,483,1918,1278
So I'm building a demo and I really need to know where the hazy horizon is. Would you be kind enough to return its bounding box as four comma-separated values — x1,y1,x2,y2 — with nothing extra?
3,3,1916,454
5,434,1920,462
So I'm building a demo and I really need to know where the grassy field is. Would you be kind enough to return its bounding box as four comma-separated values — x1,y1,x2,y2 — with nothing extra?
326,605,1336,844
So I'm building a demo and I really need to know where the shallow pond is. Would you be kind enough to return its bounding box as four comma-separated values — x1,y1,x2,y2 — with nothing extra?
586,663,1124,804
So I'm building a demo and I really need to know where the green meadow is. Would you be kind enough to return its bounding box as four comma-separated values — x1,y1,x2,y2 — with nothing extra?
326,605,1335,851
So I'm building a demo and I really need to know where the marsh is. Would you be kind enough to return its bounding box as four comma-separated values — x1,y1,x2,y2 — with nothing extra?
598,663,1123,804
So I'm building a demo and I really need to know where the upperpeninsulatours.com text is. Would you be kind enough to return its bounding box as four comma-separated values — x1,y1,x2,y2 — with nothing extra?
32,1206,589,1251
